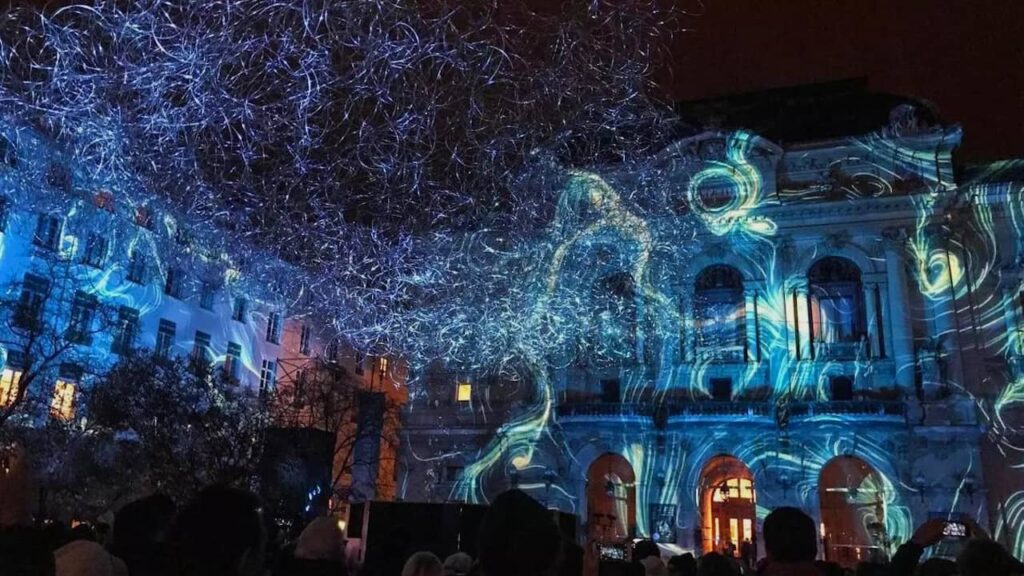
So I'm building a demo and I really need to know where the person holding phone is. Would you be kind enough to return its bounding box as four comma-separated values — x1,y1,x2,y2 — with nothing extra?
890,518,1024,576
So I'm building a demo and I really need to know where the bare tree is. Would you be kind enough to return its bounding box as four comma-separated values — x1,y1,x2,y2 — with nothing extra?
265,357,401,518
86,349,271,503
0,254,122,434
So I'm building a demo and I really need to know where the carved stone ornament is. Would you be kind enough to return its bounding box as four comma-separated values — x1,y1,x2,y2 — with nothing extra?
824,231,852,250
703,242,727,260
775,235,796,266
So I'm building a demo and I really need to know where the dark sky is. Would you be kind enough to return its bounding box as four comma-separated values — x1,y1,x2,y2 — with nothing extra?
662,0,1024,161
10,0,1023,161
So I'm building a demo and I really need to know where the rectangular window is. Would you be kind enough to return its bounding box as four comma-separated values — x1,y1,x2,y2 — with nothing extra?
600,379,621,403
265,312,282,344
0,366,23,407
729,518,739,550
67,291,98,344
299,324,312,356
710,378,733,401
292,368,307,405
33,213,62,251
156,319,176,359
199,282,215,310
112,306,139,355
192,331,212,366
126,250,146,284
50,364,80,421
829,375,855,401
15,274,49,330
50,379,76,421
325,340,339,362
164,268,183,299
0,196,8,233
46,164,71,192
354,352,365,375
260,359,276,396
445,466,463,482
456,382,472,403
378,357,389,376
93,190,115,212
134,207,152,229
224,342,242,383
81,233,108,268
232,297,248,323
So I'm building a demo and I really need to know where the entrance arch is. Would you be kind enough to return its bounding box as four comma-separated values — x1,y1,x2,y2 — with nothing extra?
699,455,756,558
587,453,636,545
819,456,888,567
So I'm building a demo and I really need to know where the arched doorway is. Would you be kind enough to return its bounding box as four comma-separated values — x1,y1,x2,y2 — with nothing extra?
819,456,888,567
699,455,756,558
587,454,636,546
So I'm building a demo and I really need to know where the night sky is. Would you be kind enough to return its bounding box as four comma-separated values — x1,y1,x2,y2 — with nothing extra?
663,0,1024,161
10,0,1024,161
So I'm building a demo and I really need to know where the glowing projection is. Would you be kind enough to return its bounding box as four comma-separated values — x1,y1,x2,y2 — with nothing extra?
687,131,775,237
5,0,1024,556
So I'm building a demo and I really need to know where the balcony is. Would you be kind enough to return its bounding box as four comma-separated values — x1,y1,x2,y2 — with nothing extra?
812,340,867,361
554,399,906,425
787,400,906,421
555,400,774,424
555,402,652,419
693,345,745,364
666,401,772,418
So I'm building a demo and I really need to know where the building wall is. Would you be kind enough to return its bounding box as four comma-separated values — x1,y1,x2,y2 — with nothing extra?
399,115,1024,562
0,120,404,517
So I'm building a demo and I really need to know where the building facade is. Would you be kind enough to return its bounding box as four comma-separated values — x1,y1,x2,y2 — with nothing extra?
399,88,1024,567
0,119,405,522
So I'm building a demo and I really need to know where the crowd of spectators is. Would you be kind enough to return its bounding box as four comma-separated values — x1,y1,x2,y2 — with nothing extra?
0,487,1020,576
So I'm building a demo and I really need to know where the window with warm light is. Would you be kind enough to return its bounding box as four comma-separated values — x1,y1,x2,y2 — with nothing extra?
0,367,23,407
50,379,75,421
378,357,389,376
456,382,472,403
712,478,753,502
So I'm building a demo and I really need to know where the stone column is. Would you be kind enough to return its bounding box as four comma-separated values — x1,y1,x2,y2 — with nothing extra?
878,280,893,359
1002,286,1022,377
926,228,963,389
680,291,694,363
882,228,916,390
863,282,880,358
745,289,759,362
1002,287,1022,355
794,282,812,361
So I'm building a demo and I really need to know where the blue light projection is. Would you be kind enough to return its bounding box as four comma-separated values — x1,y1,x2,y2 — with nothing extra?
2,0,1024,561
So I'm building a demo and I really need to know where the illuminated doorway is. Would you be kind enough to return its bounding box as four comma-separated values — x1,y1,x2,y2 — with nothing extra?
587,453,636,545
819,456,888,567
699,455,756,557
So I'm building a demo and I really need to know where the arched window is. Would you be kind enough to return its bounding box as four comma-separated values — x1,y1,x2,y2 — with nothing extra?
591,272,637,362
808,258,865,346
694,266,745,361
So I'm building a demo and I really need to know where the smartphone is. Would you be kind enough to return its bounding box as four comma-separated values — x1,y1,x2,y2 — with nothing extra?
943,521,969,538
598,545,626,561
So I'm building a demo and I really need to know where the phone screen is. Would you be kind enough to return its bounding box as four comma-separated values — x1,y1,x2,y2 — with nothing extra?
943,521,968,538
598,545,625,561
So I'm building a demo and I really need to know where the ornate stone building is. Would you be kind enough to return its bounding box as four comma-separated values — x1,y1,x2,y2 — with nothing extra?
398,81,1024,567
